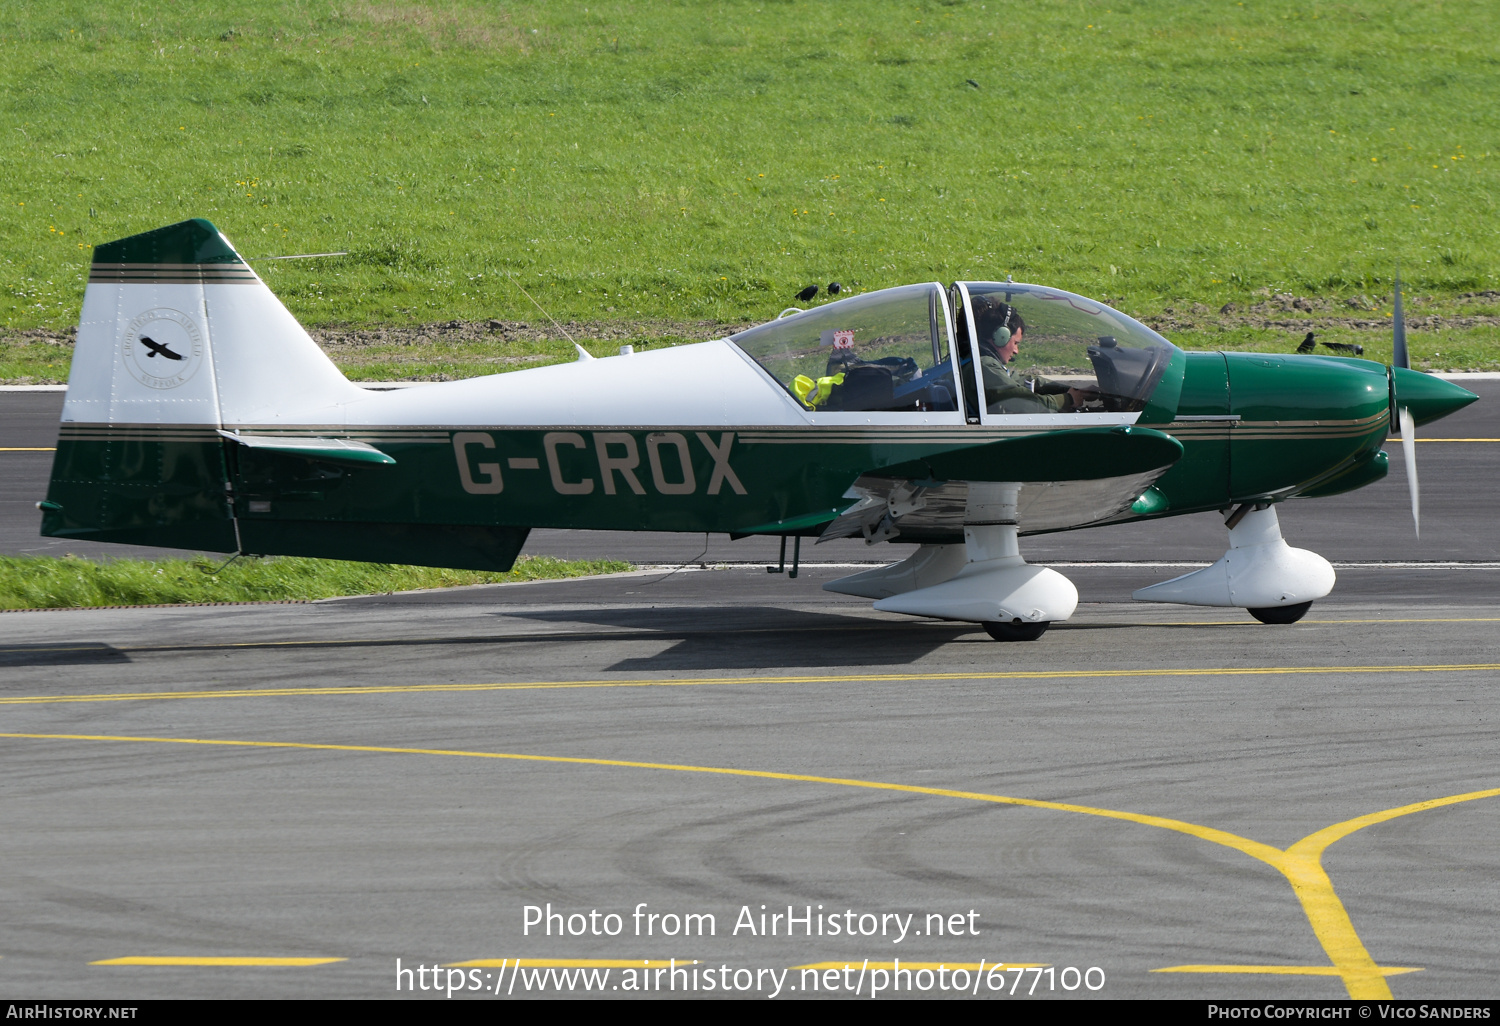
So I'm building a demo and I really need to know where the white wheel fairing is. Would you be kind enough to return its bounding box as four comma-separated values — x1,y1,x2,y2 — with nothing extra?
1132,506,1336,608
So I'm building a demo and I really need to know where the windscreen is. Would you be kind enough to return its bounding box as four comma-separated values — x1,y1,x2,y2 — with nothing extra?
961,282,1176,414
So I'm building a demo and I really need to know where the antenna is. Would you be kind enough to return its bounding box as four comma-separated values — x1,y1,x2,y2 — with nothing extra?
505,269,580,348
256,251,349,261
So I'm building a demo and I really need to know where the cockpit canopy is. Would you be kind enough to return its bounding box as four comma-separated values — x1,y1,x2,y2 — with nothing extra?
730,283,957,414
960,282,1176,415
729,281,1177,418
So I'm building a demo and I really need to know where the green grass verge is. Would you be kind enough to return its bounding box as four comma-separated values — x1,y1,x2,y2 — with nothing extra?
5,310,1498,383
2,0,1496,335
0,554,634,610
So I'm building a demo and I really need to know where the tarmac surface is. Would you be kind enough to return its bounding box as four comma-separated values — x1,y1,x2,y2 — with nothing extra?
1,381,1498,1000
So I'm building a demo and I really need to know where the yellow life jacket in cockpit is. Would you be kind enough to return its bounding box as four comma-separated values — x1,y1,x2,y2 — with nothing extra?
792,372,846,408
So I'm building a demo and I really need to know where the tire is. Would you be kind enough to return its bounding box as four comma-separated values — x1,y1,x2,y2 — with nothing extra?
1247,601,1313,625
983,620,1050,642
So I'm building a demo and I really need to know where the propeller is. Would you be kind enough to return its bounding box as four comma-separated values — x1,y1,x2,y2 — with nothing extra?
1389,267,1419,539
1398,403,1419,538
1382,279,1478,540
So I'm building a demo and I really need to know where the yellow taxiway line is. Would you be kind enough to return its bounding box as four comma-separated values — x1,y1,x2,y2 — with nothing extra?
1154,965,1422,977
92,956,345,967
4,731,1495,1000
4,661,1499,707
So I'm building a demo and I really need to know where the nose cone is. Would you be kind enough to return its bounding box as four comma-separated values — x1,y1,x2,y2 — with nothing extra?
1391,367,1479,426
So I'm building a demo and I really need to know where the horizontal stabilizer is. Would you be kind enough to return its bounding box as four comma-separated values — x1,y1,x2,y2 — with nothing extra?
217,431,396,465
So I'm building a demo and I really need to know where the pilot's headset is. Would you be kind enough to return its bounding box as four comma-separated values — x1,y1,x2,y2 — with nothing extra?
973,297,1025,360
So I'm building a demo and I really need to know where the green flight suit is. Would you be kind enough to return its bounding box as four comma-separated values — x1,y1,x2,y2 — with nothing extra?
980,353,1073,414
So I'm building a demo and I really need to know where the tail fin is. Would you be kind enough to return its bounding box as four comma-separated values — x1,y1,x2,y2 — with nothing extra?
65,218,361,427
44,219,362,551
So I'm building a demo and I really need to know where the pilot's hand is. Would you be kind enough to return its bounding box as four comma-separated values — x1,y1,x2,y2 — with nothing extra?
1066,386,1100,408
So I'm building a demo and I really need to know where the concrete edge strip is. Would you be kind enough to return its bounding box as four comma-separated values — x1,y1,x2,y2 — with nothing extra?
4,560,1500,613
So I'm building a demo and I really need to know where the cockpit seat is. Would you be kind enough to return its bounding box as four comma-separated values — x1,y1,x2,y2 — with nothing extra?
825,364,896,411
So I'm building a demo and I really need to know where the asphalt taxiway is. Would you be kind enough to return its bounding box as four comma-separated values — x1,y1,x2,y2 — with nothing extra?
3,565,1499,1000
2,382,1497,1000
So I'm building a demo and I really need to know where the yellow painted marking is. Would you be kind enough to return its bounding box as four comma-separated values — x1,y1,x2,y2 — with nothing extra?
1096,619,1500,627
5,661,1499,707
6,732,1498,998
794,961,1046,971
1154,965,1421,977
91,956,345,966
0,447,55,451
448,958,683,969
1304,618,1500,624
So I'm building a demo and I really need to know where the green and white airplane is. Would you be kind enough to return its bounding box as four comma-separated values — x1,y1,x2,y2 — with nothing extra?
39,219,1477,639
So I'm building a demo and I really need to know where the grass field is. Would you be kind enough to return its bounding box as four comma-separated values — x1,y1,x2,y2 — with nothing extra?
2,0,1497,344
0,554,634,609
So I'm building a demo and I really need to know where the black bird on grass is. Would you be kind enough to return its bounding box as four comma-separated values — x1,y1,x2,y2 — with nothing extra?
1296,331,1363,356
827,282,842,295
796,284,819,302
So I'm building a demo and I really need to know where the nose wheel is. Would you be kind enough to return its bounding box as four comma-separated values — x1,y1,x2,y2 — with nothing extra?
1247,601,1313,625
983,620,1051,642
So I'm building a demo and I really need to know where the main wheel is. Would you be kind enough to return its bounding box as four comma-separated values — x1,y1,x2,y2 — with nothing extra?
1247,601,1313,625
983,620,1050,642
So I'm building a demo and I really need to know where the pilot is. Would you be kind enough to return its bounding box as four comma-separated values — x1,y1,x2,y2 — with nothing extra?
972,296,1096,413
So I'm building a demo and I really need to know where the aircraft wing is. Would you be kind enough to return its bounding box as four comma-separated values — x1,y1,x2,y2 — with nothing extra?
820,425,1183,542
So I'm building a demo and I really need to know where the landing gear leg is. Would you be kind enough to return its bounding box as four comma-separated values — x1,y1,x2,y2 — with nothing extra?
872,482,1077,637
